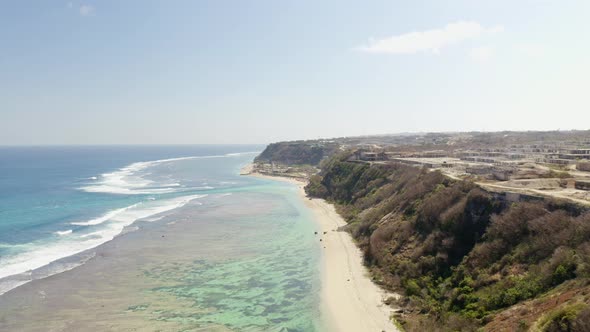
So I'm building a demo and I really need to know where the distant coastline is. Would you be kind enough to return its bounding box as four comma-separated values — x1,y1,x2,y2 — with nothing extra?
252,133,590,331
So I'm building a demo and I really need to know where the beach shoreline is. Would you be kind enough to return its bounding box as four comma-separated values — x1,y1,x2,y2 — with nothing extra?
243,164,399,332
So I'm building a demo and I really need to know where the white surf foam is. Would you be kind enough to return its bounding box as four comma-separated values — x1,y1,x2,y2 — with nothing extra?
0,278,31,296
54,230,73,236
70,203,142,226
193,186,215,190
79,231,102,239
143,215,165,222
224,151,260,157
0,194,207,292
79,152,259,195
0,253,96,296
82,185,179,195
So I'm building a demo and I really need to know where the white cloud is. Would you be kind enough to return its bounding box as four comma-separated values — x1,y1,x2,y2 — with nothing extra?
469,46,494,63
79,4,94,16
357,21,504,55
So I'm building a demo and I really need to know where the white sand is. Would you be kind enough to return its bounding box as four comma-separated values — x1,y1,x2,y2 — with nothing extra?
239,163,254,175
246,169,399,331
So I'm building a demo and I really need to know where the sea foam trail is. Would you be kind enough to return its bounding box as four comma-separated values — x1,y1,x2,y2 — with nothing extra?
0,194,207,294
80,152,259,195
70,203,142,226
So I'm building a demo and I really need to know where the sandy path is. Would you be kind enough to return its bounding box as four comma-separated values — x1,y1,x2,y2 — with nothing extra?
246,169,398,332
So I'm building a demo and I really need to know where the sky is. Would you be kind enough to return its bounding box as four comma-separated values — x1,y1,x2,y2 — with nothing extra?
1,0,589,145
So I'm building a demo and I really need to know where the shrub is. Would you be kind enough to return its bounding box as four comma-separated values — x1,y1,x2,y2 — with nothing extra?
546,247,577,286
540,303,588,332
486,202,547,246
405,279,422,297
552,264,576,286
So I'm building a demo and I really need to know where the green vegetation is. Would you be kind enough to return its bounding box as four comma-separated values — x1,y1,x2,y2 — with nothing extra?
304,151,590,331
538,303,590,331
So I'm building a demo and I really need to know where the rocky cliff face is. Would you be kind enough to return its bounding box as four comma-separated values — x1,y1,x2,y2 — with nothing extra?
254,141,339,166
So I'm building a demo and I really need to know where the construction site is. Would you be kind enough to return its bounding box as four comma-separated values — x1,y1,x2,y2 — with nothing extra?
350,141,590,206
252,131,590,206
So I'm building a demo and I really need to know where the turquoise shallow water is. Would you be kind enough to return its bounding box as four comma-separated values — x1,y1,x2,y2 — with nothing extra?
136,188,322,331
0,146,323,331
150,206,318,329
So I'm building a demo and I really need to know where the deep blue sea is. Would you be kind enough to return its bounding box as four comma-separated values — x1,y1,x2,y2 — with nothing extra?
0,145,264,293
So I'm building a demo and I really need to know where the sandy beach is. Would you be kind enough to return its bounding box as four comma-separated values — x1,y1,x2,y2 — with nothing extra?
246,167,399,332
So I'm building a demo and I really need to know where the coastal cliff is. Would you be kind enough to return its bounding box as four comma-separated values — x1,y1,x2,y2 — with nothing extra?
256,143,590,331
254,140,339,166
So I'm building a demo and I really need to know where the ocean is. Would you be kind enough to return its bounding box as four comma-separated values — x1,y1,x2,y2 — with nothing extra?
0,146,322,331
